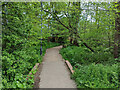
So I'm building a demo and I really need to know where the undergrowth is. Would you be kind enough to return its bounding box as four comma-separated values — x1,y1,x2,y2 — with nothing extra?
60,46,119,88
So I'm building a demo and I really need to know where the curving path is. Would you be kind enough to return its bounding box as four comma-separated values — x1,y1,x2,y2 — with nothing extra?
39,46,76,88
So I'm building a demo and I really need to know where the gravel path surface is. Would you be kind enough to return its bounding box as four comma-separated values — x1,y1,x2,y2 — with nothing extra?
39,46,76,88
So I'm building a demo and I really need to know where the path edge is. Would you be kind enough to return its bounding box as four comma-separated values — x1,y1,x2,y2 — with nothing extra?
65,60,74,74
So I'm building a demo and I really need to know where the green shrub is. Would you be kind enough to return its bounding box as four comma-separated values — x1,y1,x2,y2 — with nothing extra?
72,63,119,88
60,46,116,66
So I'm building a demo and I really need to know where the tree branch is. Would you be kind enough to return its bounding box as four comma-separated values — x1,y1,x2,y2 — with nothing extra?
76,34,95,52
43,9,70,30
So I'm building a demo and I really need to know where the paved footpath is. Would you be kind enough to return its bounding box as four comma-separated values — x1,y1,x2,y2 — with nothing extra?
39,46,76,88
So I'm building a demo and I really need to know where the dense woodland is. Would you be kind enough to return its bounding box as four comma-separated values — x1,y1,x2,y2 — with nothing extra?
1,1,120,88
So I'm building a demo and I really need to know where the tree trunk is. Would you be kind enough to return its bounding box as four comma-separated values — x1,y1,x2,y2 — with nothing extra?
114,1,120,58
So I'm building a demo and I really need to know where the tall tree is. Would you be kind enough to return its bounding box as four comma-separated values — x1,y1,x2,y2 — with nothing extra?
114,1,120,58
